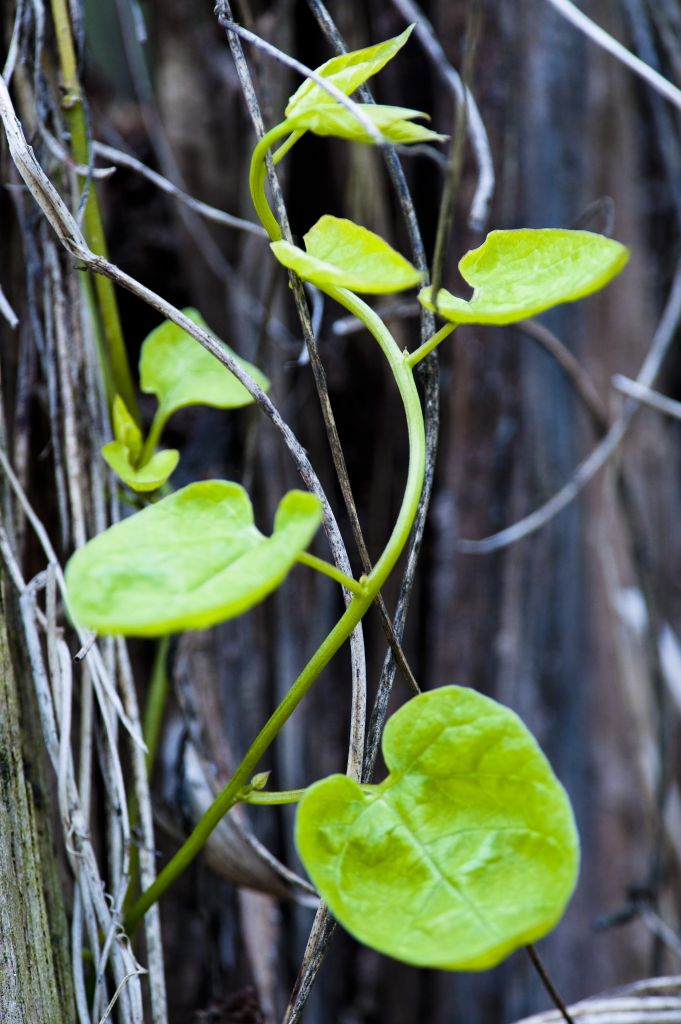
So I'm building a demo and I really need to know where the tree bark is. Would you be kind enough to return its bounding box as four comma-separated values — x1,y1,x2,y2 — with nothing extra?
0,580,74,1023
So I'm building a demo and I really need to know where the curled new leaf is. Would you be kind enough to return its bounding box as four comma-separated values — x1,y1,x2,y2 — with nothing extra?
287,103,445,146
140,308,270,422
102,394,179,492
65,481,323,636
419,229,629,325
271,215,423,294
101,441,179,493
296,685,579,971
112,394,142,463
285,26,413,118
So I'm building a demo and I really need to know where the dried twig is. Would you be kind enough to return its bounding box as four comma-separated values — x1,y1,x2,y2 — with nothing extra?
390,0,495,230
458,261,681,554
545,0,681,112
526,945,576,1024
518,319,609,433
0,281,19,328
612,375,681,422
513,974,681,1024
91,142,267,237
2,0,24,83
429,0,482,300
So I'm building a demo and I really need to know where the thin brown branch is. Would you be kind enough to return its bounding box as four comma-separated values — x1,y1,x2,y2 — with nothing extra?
458,261,681,554
518,319,609,433
92,142,268,237
526,945,576,1024
612,374,681,422
429,0,482,300
0,280,19,328
545,0,681,112
390,0,495,230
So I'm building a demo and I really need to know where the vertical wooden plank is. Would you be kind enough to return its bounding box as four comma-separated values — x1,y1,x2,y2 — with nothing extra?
0,583,74,1024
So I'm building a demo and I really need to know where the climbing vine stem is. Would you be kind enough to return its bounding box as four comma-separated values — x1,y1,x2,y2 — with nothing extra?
124,284,426,935
49,0,139,419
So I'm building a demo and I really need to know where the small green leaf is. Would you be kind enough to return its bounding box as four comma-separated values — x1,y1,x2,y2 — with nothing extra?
287,103,445,146
101,441,179,493
270,215,423,294
419,229,629,325
112,395,142,463
65,481,322,636
296,685,579,971
285,26,414,118
139,308,270,421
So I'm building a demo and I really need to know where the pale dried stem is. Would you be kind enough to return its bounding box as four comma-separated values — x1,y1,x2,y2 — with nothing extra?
116,639,168,1024
612,375,681,422
214,0,368,783
91,142,267,236
545,0,681,112
390,0,495,230
458,261,681,554
0,280,19,327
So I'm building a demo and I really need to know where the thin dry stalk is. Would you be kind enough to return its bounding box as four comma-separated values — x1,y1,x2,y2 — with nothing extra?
458,260,681,554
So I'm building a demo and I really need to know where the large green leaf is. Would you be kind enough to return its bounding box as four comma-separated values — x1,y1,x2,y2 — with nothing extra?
139,308,270,421
65,481,322,636
271,215,423,294
285,26,413,118
286,103,445,146
296,685,579,970
419,229,629,325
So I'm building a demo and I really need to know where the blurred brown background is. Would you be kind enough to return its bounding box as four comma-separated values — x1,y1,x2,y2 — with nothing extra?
2,1,681,1021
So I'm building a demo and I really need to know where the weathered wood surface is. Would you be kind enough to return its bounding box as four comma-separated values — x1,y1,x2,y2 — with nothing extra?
0,584,73,1023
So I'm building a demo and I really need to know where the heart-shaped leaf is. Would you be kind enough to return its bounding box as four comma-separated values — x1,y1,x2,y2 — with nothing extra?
139,308,270,422
285,26,413,118
296,685,579,971
101,441,179,493
419,229,629,325
65,481,322,636
287,103,445,146
271,215,423,294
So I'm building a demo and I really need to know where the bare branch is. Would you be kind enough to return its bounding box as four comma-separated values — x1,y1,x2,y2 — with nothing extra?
612,375,681,423
390,0,495,230
458,261,681,554
519,319,609,434
91,142,267,237
0,281,19,328
545,0,681,112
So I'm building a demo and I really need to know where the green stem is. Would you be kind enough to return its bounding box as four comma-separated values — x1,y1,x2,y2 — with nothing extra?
296,552,366,595
273,129,305,165
49,0,139,421
139,407,169,467
240,787,308,805
249,121,298,241
124,288,426,936
240,781,382,805
143,636,171,776
407,322,457,368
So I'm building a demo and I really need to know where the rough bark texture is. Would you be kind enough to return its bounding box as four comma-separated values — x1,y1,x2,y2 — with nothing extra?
0,582,74,1023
